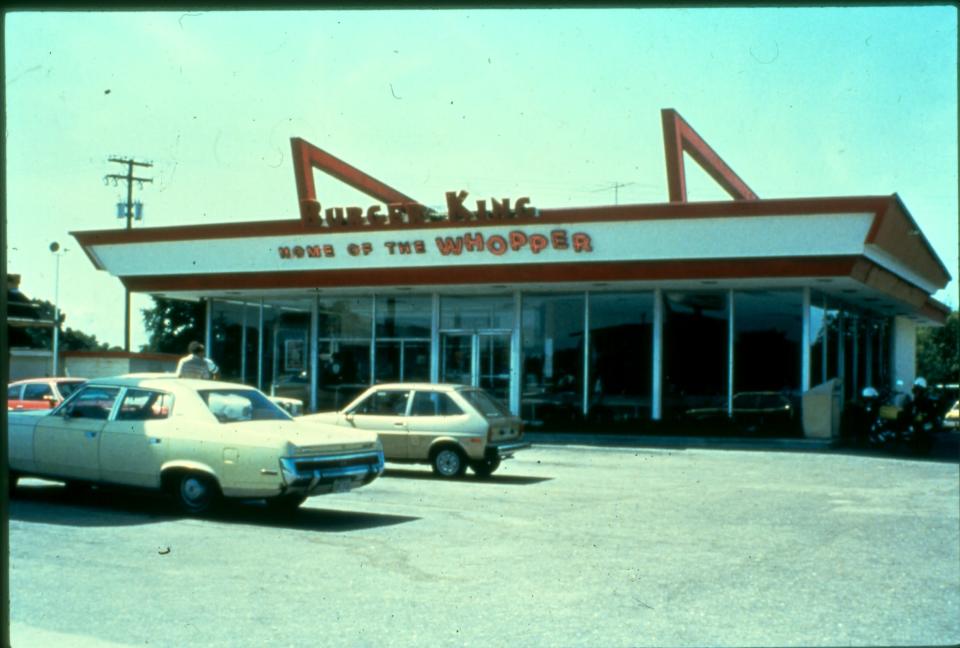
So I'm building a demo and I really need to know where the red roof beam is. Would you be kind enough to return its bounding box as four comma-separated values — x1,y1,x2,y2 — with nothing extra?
661,108,758,203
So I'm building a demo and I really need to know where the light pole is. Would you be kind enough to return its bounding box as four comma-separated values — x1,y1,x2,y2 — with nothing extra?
49,242,67,376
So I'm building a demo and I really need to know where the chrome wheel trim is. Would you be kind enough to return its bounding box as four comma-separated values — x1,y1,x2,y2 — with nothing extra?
435,449,461,477
180,475,211,510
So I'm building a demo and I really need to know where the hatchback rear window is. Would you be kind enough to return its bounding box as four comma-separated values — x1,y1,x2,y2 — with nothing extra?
459,388,511,419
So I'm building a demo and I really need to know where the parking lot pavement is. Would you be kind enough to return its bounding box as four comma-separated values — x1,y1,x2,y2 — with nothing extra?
9,443,960,647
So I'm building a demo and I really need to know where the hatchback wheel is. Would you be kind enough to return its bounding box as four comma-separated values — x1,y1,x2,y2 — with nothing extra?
432,447,466,478
470,457,501,478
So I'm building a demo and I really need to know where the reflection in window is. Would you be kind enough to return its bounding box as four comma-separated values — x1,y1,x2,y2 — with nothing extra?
734,290,802,435
663,292,728,418
317,297,373,411
588,292,653,424
61,386,121,420
410,391,463,416
441,295,513,330
521,294,584,429
351,390,410,416
117,389,173,421
376,296,431,383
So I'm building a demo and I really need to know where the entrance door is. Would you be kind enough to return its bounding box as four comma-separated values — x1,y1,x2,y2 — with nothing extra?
441,331,511,403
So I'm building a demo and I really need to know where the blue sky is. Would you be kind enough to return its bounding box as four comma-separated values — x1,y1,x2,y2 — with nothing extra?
5,7,957,349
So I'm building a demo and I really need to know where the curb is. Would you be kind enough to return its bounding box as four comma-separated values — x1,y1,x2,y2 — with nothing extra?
523,432,837,452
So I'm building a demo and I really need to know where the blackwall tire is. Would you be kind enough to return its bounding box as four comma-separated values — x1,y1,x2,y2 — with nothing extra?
432,447,466,478
266,494,307,513
9,471,19,496
470,457,501,478
174,472,221,515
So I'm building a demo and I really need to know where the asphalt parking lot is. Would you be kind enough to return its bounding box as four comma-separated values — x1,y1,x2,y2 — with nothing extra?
8,441,960,647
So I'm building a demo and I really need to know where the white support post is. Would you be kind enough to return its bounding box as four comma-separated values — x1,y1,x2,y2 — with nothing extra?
310,294,319,412
430,294,440,384
511,291,522,417
652,288,663,421
801,288,811,392
727,290,735,417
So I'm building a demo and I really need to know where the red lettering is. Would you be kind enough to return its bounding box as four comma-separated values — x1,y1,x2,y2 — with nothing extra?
435,237,464,256
300,200,323,226
278,246,292,259
445,191,473,222
491,198,512,220
306,245,322,258
414,240,426,254
346,206,365,226
398,242,412,254
474,199,486,221
384,242,397,254
530,234,548,254
367,205,386,225
388,202,407,224
515,197,535,220
486,235,508,256
293,246,305,258
572,233,593,252
463,232,484,252
347,243,361,256
361,242,372,255
509,231,527,251
323,245,335,257
325,207,346,226
551,230,569,250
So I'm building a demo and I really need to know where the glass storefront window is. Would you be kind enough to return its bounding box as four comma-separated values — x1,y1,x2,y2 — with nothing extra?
521,294,584,428
317,297,373,411
588,292,654,425
441,295,513,330
210,300,252,384
734,290,802,435
663,292,728,419
375,296,431,383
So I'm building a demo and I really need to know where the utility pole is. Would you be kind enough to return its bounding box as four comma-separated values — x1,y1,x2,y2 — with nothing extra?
592,181,636,205
105,157,152,352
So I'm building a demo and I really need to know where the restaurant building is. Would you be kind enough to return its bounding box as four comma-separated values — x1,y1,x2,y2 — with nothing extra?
73,110,951,436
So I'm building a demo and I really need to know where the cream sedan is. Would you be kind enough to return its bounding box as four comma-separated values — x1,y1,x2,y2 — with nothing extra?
302,383,529,478
7,375,384,514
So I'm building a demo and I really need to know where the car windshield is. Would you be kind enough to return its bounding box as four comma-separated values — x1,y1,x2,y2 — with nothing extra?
459,388,511,419
199,389,292,423
58,381,84,398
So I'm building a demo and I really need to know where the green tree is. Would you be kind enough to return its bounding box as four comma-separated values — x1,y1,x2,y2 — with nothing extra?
917,311,960,385
141,296,204,354
21,300,109,351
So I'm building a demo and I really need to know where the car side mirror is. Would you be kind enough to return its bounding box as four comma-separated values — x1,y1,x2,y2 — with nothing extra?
344,412,355,425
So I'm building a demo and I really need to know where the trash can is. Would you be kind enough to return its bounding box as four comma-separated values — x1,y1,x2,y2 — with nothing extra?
802,378,842,439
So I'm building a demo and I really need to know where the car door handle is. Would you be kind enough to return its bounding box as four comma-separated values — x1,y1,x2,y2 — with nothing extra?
85,431,97,439
149,438,162,445
393,422,405,427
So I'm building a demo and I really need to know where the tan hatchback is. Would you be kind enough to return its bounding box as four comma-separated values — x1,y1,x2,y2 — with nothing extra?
302,383,529,478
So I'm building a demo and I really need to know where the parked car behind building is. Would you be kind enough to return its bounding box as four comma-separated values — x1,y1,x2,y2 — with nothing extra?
7,377,86,411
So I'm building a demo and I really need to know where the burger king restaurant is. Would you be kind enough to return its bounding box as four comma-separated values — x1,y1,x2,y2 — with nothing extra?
72,110,951,437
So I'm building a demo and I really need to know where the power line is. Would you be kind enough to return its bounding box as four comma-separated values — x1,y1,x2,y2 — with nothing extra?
104,156,153,351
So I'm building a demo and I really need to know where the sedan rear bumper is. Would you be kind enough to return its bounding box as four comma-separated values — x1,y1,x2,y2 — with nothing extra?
279,450,385,495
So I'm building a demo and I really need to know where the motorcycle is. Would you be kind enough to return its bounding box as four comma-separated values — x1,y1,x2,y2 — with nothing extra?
866,379,938,454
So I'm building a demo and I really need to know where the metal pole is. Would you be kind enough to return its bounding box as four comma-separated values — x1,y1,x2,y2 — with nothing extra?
727,290,734,417
52,250,61,376
652,288,663,421
801,288,811,392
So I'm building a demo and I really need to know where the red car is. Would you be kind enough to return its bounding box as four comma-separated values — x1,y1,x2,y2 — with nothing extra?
7,378,87,411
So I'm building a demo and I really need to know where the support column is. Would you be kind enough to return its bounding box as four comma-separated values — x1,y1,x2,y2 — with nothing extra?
727,289,735,417
369,296,377,384
583,291,591,418
511,291,522,417
241,303,248,384
257,299,264,390
310,293,319,413
652,288,663,421
801,288,811,392
430,294,440,384
204,299,213,354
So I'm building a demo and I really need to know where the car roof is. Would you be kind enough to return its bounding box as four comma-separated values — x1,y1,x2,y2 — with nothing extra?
83,373,253,392
365,382,473,392
10,377,87,385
